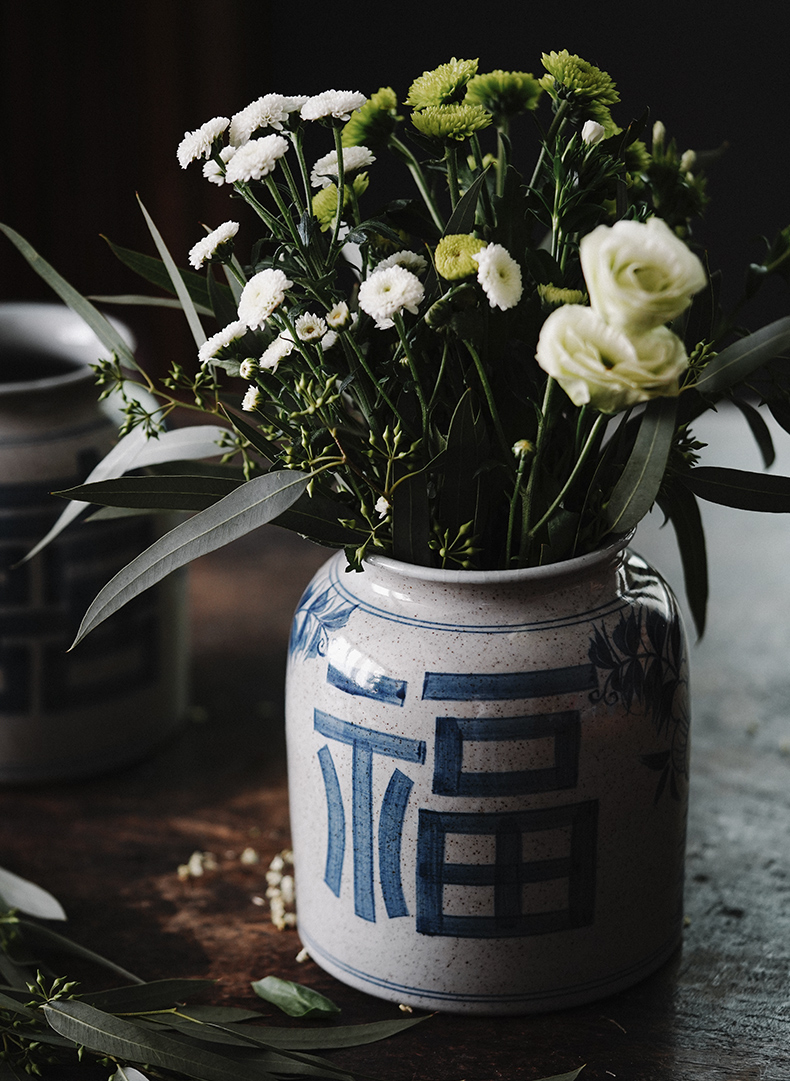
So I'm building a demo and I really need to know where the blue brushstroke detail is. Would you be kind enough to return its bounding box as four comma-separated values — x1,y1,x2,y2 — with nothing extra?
421,665,598,701
379,769,413,918
416,802,598,938
314,709,426,922
327,663,407,706
289,580,356,660
317,745,345,897
433,712,581,796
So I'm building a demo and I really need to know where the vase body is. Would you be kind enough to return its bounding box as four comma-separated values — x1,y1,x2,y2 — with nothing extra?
285,540,690,1014
0,302,188,783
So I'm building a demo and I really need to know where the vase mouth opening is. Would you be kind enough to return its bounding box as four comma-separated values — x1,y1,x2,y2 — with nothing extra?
0,301,133,397
365,533,632,585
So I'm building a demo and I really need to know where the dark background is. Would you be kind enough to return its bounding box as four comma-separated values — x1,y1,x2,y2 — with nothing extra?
1,0,787,368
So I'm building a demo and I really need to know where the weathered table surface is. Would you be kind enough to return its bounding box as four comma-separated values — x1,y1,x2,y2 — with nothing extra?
1,409,789,1081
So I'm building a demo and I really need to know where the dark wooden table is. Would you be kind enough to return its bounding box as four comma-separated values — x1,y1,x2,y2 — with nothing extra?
1,408,789,1081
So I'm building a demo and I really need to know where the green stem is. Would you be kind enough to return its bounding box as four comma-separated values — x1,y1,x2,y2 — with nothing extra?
528,99,570,189
393,311,429,429
527,413,606,539
495,124,509,199
445,144,461,209
520,376,558,561
329,124,347,257
341,330,412,436
506,451,529,566
464,339,510,460
390,136,445,232
469,134,495,230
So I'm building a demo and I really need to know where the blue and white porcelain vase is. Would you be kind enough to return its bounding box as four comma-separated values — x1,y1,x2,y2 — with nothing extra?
0,301,188,783
285,538,690,1014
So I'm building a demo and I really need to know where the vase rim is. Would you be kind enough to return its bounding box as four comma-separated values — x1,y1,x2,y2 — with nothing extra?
365,532,632,586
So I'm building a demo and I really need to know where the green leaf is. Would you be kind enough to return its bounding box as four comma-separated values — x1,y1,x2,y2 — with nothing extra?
391,465,431,566
18,920,142,984
0,222,136,366
444,168,490,236
695,315,790,397
70,470,311,646
89,293,214,317
682,465,790,511
136,195,207,349
231,1017,427,1051
43,1000,276,1081
273,491,369,547
83,979,217,1013
728,396,776,468
54,474,243,513
102,234,216,312
604,397,678,534
23,424,230,563
657,485,708,638
251,977,341,1019
437,388,490,535
110,1067,150,1081
0,866,66,920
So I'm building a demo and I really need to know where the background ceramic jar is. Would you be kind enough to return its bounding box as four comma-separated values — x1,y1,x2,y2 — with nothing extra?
0,301,188,783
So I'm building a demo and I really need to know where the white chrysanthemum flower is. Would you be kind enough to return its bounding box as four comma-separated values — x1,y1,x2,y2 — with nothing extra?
310,145,376,188
198,320,248,365
326,300,351,328
224,134,289,184
241,384,263,412
239,358,257,378
295,312,327,341
282,95,309,113
259,333,295,372
472,243,523,310
238,269,294,329
375,495,390,519
301,90,367,122
374,249,429,276
188,221,240,270
203,145,236,185
321,330,338,351
229,94,292,146
177,116,229,168
358,265,425,329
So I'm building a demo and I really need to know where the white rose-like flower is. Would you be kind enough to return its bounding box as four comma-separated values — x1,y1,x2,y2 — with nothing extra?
472,243,523,310
238,268,293,329
580,217,707,332
224,134,289,183
358,265,425,329
535,304,689,414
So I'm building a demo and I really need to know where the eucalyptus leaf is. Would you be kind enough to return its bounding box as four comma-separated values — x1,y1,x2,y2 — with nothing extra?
83,978,217,1013
695,315,790,397
110,1067,150,1081
18,920,142,984
682,465,790,511
54,474,242,513
88,293,215,316
0,222,136,366
69,470,310,646
729,395,776,468
136,195,207,349
101,234,216,312
657,485,708,638
43,1000,277,1081
251,977,341,1019
0,866,66,920
604,397,678,534
233,1016,427,1051
23,424,230,563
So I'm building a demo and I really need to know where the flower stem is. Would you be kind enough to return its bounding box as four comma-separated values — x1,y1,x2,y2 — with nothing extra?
527,413,606,539
393,312,429,428
390,137,445,232
464,339,510,460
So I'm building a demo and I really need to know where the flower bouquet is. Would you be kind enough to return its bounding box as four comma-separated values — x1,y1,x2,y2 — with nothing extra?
4,51,790,641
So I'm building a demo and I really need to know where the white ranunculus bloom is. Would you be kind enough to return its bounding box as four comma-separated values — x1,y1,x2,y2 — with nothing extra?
358,265,425,329
472,243,523,310
535,305,689,414
238,268,294,329
580,217,707,332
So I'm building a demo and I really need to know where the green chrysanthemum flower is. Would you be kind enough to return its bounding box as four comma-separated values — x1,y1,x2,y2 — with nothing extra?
537,283,587,308
311,175,370,231
623,139,651,175
342,86,401,149
406,58,479,110
411,103,492,142
540,51,619,107
435,234,486,280
465,70,542,123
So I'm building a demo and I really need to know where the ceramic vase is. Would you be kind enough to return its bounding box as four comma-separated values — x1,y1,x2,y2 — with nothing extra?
285,538,690,1014
0,301,188,783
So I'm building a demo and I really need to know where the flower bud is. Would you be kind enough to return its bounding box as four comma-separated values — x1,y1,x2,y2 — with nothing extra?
581,120,605,145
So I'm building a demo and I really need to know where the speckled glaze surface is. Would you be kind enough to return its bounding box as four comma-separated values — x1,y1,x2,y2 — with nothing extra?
0,303,188,783
285,539,690,1014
